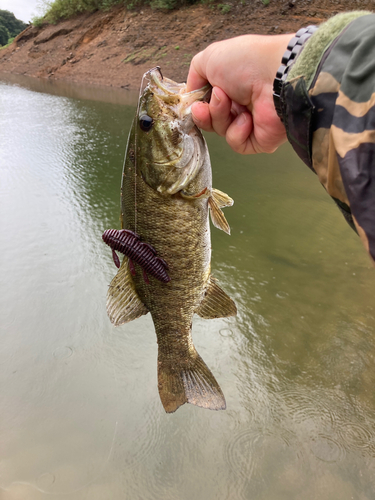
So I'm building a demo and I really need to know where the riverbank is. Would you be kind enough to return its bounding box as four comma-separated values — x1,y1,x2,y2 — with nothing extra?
0,0,370,89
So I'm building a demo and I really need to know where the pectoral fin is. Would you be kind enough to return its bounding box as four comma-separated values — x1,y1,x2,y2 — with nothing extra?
208,194,231,235
196,275,237,319
181,186,232,234
107,257,148,326
212,188,234,208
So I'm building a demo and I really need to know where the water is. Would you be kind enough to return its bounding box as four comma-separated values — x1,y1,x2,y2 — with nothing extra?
1,76,375,500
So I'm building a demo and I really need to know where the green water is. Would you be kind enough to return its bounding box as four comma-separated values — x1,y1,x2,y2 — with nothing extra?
1,75,375,500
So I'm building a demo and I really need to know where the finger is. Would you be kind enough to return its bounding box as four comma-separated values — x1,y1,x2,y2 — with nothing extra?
191,101,213,132
230,101,248,117
186,52,208,92
209,87,233,137
225,112,257,155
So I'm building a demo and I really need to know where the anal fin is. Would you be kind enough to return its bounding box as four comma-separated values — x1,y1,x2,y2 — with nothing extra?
107,257,148,326
196,275,237,319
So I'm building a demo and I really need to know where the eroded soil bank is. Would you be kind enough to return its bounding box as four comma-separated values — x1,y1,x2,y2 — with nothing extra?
0,0,371,89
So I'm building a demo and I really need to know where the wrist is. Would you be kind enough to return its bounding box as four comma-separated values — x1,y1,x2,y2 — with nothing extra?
268,34,297,82
272,26,318,122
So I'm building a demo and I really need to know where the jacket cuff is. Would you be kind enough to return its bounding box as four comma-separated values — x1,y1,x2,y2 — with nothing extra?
287,11,373,88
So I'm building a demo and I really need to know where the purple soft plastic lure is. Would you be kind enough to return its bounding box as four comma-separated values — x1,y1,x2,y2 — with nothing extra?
102,229,170,283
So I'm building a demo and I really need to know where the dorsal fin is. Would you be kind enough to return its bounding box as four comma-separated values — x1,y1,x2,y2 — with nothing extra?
107,257,148,326
196,275,237,319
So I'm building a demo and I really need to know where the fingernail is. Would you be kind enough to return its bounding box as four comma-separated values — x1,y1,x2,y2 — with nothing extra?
236,113,247,126
212,88,221,105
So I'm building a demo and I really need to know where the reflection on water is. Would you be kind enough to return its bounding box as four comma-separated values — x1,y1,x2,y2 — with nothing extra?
1,76,375,500
0,71,139,106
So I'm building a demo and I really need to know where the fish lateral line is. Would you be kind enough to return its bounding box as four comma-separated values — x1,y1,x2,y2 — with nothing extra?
102,228,170,283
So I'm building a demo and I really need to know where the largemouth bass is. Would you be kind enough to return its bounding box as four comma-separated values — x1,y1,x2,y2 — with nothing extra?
104,67,236,413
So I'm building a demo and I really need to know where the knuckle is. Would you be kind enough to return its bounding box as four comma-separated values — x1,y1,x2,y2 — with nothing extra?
213,118,231,137
227,135,251,155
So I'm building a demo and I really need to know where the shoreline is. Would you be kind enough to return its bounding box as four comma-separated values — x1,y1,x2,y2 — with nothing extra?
0,1,370,91
0,70,139,105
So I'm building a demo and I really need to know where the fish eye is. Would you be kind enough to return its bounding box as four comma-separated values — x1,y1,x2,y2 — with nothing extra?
139,114,153,132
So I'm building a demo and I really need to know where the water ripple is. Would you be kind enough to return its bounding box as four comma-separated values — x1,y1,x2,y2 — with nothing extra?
309,434,346,463
280,388,338,429
338,422,374,451
53,346,74,360
124,403,163,470
225,428,267,481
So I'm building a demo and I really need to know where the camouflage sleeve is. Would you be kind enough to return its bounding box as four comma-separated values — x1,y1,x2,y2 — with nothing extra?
281,12,375,261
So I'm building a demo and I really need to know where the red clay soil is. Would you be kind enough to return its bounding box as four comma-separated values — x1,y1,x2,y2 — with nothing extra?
0,0,372,90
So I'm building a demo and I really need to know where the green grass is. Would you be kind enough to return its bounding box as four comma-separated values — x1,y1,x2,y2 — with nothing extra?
31,15,45,26
150,0,177,8
217,3,231,13
122,45,161,63
33,0,125,25
0,36,14,49
32,0,211,24
31,0,260,25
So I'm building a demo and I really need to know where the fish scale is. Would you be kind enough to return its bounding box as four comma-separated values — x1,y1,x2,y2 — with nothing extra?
126,172,209,323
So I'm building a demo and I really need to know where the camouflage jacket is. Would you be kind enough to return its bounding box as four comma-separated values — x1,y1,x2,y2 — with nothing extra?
281,12,375,261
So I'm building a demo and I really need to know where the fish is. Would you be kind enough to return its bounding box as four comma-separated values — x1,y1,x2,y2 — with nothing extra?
104,67,237,413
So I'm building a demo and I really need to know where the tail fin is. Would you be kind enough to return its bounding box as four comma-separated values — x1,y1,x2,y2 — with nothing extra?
157,347,226,413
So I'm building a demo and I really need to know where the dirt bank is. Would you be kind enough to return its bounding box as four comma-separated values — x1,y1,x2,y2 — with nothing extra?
0,0,371,89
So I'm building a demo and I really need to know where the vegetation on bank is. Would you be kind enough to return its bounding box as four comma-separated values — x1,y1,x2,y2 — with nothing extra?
0,10,27,46
32,0,223,25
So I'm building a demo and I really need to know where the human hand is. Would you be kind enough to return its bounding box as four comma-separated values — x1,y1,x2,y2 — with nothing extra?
186,34,294,154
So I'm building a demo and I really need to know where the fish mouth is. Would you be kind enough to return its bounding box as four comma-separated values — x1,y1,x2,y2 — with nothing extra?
145,67,211,113
146,67,184,94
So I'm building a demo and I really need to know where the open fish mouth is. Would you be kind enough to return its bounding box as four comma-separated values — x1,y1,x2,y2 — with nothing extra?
144,66,211,112
146,66,185,94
